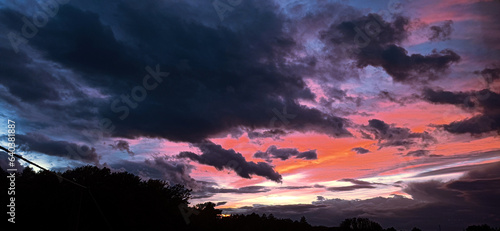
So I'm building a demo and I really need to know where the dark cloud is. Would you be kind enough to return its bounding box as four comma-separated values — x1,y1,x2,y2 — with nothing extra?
1,6,142,87
216,201,227,206
351,147,370,154
277,184,324,190
322,14,409,47
253,145,317,162
327,88,348,100
404,149,430,157
428,20,453,41
177,140,282,183
0,1,352,144
326,178,385,192
0,43,108,144
321,14,460,83
378,91,419,106
357,45,460,83
0,47,61,102
17,133,100,164
443,114,500,135
207,186,270,194
327,184,376,192
474,66,500,85
278,186,313,190
422,87,475,108
361,119,436,149
247,129,287,140
296,150,318,160
339,178,376,185
429,154,444,157
401,149,441,158
110,140,134,156
422,88,500,135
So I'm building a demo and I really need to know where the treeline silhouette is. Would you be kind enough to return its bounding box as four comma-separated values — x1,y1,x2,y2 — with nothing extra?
2,166,499,231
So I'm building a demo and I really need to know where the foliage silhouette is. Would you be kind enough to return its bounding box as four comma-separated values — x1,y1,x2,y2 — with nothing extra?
2,166,191,230
339,217,383,231
466,224,499,231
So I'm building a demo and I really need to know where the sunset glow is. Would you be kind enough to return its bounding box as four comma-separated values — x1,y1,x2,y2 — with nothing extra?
1,0,499,230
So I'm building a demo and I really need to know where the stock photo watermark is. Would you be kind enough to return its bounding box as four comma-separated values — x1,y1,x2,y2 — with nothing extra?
7,0,70,53
269,106,296,129
6,119,16,224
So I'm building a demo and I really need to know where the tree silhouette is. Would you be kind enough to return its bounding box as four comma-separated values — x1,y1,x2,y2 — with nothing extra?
300,216,308,224
340,217,383,231
188,202,222,230
2,165,191,230
466,224,498,231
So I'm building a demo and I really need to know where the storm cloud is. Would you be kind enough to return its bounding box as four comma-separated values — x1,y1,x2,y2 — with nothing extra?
0,1,352,145
177,140,282,183
428,20,453,41
351,147,370,154
422,88,500,134
474,67,500,85
326,178,385,192
321,13,460,83
404,149,430,157
110,140,134,156
253,145,317,162
361,119,436,149
17,133,100,164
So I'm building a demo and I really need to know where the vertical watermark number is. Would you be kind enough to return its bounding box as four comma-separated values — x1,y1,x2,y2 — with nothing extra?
6,119,16,223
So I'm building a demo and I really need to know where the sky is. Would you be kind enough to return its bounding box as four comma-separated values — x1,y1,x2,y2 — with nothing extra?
0,0,499,230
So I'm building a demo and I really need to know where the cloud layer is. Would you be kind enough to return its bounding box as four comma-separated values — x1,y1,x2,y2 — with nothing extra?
228,161,500,230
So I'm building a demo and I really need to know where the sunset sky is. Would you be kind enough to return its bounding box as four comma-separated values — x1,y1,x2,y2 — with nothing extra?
1,0,499,230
